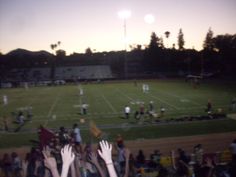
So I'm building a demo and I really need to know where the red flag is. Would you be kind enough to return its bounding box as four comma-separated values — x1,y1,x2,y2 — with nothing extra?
39,126,55,149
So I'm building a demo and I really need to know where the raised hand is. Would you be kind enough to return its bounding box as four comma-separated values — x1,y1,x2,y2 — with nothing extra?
205,157,214,168
123,148,131,177
42,148,60,177
21,160,28,177
43,146,52,157
61,144,75,165
61,144,75,177
124,148,130,160
89,151,99,164
42,151,57,170
98,140,113,164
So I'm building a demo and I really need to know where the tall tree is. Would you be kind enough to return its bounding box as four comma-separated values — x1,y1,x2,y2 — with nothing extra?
56,49,66,58
177,28,185,50
50,43,58,55
149,32,159,50
203,28,214,51
85,47,93,55
145,32,163,70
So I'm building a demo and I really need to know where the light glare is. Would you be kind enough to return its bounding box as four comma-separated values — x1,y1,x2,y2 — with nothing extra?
118,10,131,19
144,14,155,24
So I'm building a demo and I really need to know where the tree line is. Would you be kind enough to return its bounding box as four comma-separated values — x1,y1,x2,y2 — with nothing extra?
0,28,235,79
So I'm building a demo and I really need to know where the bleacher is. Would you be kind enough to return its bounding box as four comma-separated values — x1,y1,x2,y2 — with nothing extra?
1,65,113,87
3,67,51,82
27,67,51,81
54,65,113,80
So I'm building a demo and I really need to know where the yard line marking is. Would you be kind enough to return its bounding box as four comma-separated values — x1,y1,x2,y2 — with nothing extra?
44,95,60,126
148,93,180,110
117,87,180,110
28,103,230,122
116,89,134,101
100,93,117,113
153,89,201,106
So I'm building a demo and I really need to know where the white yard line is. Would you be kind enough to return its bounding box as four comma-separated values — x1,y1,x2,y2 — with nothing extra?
154,89,201,106
116,89,134,101
117,87,180,110
148,94,180,110
100,93,117,113
44,96,60,126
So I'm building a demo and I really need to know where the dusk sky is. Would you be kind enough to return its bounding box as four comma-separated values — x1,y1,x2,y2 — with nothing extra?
0,0,235,55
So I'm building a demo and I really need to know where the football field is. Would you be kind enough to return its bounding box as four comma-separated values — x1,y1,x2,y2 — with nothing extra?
1,79,236,148
1,79,236,130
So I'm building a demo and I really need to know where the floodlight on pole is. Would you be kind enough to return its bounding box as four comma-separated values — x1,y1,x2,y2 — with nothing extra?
118,10,131,51
118,10,131,78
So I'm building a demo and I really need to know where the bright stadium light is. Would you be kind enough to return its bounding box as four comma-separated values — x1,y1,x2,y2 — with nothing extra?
144,14,155,24
118,10,131,19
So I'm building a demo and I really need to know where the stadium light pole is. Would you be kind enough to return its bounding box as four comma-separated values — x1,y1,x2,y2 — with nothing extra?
118,10,131,79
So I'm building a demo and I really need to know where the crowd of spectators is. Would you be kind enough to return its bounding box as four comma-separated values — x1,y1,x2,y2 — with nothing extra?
0,125,236,177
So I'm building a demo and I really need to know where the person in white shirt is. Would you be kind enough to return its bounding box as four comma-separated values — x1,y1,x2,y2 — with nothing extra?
3,95,8,106
124,105,131,119
82,103,88,115
73,123,82,153
80,88,84,96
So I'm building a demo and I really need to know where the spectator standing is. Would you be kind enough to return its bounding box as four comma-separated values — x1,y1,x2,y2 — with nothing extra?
194,144,204,164
116,143,126,176
230,139,236,164
73,123,82,153
1,153,12,177
59,127,70,145
116,134,124,148
11,152,22,177
136,150,146,168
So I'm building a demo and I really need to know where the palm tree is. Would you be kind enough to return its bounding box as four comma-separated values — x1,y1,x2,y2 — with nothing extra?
50,42,61,55
164,31,170,48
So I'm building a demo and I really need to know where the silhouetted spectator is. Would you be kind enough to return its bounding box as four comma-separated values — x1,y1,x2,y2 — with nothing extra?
136,150,146,168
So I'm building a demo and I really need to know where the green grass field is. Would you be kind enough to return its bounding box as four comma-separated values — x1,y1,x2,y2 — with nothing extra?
1,79,236,148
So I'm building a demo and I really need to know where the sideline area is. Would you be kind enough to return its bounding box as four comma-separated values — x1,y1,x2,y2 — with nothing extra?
1,131,235,159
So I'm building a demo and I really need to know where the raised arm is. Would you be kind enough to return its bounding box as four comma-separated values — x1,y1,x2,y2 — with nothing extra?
171,150,176,170
89,151,106,177
42,148,60,177
21,160,28,177
61,144,75,177
74,155,82,177
123,148,130,177
98,140,118,177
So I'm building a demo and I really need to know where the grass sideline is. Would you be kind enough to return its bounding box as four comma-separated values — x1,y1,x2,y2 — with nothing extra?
0,79,236,148
1,119,236,148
